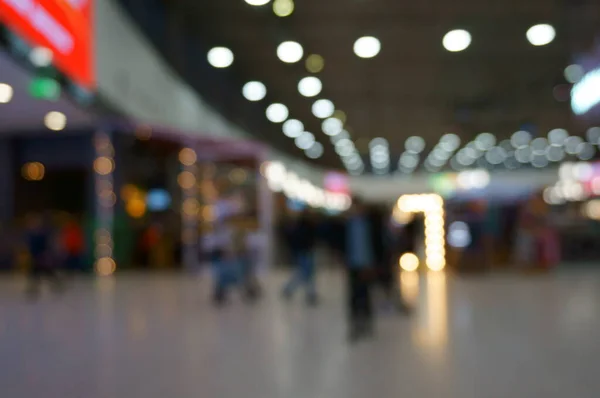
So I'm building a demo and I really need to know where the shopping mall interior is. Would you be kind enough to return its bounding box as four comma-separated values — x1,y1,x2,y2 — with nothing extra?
1,0,600,396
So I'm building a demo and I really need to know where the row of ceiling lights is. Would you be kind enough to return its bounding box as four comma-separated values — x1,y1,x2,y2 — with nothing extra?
388,127,600,175
442,24,555,52
206,14,367,170
0,83,67,131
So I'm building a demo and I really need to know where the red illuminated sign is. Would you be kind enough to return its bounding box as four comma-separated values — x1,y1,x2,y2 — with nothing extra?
0,0,94,89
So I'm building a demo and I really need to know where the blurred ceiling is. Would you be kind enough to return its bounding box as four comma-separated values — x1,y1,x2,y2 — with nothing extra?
123,0,600,172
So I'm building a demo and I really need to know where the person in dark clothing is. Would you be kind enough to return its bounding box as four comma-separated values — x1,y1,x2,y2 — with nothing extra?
25,215,63,299
282,210,318,305
333,199,378,342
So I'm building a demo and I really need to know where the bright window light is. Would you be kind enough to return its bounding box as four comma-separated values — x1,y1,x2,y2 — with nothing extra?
298,76,322,97
353,36,381,58
44,111,67,131
443,29,471,52
277,41,303,63
312,99,335,119
242,81,267,101
0,83,13,104
207,47,234,68
526,24,556,46
282,119,304,138
266,103,289,123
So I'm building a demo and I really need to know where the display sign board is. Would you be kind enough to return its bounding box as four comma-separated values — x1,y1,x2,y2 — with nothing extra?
0,0,94,88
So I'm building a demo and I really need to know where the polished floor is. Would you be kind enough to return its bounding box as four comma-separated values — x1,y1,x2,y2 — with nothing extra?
1,269,600,397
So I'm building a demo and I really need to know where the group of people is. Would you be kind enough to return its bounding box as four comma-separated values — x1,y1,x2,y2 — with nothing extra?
23,213,85,298
280,199,414,343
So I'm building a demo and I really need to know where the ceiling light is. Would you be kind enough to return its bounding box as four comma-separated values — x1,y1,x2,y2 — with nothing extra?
353,36,381,59
306,54,324,73
273,0,294,17
475,132,496,150
30,47,53,67
295,132,315,149
370,137,389,149
531,137,549,154
485,147,507,165
405,136,425,153
565,136,583,155
245,0,270,5
526,24,556,46
443,29,471,52
548,128,568,145
305,142,323,159
322,118,343,136
515,146,532,163
266,103,289,123
511,130,532,148
277,41,303,63
0,83,13,104
564,64,584,84
331,130,350,143
282,119,304,137
44,111,67,131
298,76,322,97
586,127,600,145
207,47,234,68
242,81,266,101
531,154,549,168
399,152,419,168
440,133,461,151
577,143,595,160
312,99,335,118
545,145,565,162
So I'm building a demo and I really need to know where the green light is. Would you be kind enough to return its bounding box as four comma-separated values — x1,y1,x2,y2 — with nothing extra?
29,77,60,101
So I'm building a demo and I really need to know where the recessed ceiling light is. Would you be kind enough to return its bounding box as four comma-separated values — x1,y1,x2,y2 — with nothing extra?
399,152,419,168
586,127,600,145
443,29,471,52
295,132,315,149
306,54,324,73
273,0,294,17
282,119,304,138
440,133,461,152
0,83,13,104
405,136,425,153
277,41,303,63
369,137,389,149
564,64,584,84
546,145,565,162
565,136,583,155
312,99,335,118
298,76,322,97
577,142,595,160
511,130,532,148
245,0,270,5
475,132,496,150
207,47,234,68
305,142,324,159
44,111,67,131
266,103,289,123
353,36,381,59
548,128,569,146
242,81,266,101
531,137,548,154
322,118,343,136
526,24,555,46
331,130,350,143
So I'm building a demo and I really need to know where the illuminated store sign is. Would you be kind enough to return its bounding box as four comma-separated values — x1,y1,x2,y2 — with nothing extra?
0,0,94,88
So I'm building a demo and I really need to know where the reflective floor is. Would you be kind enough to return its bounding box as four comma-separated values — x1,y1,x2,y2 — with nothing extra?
1,269,600,397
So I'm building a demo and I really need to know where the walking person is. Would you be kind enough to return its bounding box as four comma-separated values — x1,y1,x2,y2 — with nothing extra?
336,199,378,342
281,209,318,305
24,214,63,299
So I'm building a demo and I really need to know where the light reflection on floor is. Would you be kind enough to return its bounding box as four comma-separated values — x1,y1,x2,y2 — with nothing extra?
1,270,600,397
